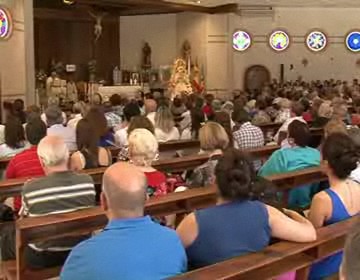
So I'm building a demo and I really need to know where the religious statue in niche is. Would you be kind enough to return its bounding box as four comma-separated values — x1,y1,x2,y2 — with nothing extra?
142,42,152,69
168,58,193,100
88,10,107,42
182,40,192,74
191,61,205,94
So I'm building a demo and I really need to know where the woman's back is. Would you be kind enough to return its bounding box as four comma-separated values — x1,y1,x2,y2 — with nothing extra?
309,133,360,279
71,148,111,171
310,184,360,279
155,127,180,142
186,200,270,269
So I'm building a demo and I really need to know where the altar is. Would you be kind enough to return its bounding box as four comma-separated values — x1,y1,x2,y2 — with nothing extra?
98,85,143,101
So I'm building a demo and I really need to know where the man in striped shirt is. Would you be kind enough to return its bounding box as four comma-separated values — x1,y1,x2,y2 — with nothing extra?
1,135,96,268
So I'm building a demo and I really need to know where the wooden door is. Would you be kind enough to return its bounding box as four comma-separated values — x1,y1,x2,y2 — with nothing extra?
244,65,270,92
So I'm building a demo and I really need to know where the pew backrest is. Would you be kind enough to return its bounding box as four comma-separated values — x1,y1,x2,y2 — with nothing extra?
11,165,329,279
0,145,280,199
172,216,359,280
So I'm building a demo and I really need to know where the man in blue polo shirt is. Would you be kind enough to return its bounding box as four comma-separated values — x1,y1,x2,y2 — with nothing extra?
61,162,187,280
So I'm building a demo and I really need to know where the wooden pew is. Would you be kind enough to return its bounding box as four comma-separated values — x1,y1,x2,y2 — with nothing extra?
1,167,329,280
0,140,201,172
258,122,282,135
258,122,324,143
2,187,217,280
108,139,201,160
0,125,324,171
0,145,280,200
173,216,359,280
4,181,353,280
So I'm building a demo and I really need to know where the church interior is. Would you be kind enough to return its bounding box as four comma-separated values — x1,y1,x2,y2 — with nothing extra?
0,0,360,279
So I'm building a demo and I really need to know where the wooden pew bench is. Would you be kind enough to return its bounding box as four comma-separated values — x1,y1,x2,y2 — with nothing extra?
3,190,355,280
108,139,201,161
2,187,217,280
1,166,328,279
0,145,280,200
0,125,323,170
173,216,359,280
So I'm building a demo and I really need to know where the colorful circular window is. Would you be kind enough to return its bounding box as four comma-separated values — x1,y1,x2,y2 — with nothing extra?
269,30,290,52
306,31,327,52
0,7,12,40
233,30,252,52
346,31,360,52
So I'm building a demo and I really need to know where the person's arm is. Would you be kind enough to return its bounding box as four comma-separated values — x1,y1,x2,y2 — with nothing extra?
176,213,199,248
308,192,331,228
98,147,111,166
267,205,317,242
70,152,84,171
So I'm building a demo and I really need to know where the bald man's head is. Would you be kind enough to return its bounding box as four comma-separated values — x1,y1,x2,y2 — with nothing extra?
102,162,147,219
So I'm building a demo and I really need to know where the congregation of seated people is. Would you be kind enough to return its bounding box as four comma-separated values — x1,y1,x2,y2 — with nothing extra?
1,77,360,279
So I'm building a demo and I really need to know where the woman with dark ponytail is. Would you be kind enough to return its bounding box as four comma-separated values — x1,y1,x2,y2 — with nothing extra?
177,148,316,271
308,133,360,280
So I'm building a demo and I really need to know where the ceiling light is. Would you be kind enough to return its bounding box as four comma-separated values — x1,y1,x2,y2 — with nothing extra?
63,0,76,5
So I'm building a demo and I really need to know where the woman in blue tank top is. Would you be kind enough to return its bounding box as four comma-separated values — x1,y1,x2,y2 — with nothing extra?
308,133,360,279
177,148,317,271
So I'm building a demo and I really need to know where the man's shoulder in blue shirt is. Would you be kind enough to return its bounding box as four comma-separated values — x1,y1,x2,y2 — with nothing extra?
60,216,187,280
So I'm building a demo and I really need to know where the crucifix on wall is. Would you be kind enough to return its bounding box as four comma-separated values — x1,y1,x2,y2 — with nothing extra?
88,10,107,43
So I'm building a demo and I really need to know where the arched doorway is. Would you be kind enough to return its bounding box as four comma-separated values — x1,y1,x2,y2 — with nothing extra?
244,65,271,93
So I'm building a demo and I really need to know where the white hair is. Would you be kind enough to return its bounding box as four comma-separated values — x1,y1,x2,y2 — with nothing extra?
128,128,158,166
37,135,69,167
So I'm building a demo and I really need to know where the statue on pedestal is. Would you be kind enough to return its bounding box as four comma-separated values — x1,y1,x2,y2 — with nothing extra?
168,58,193,100
182,40,192,74
191,61,205,94
142,42,152,69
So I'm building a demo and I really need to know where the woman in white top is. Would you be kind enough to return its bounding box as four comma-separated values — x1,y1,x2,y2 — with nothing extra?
154,106,180,142
0,116,29,158
114,102,141,147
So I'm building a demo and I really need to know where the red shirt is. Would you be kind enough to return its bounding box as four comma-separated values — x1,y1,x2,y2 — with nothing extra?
6,146,45,211
145,171,168,197
202,105,214,118
302,112,313,122
352,114,360,125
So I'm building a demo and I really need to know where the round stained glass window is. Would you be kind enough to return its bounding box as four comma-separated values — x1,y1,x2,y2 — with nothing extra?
346,31,360,52
232,30,251,52
0,7,11,39
269,30,290,52
306,31,327,52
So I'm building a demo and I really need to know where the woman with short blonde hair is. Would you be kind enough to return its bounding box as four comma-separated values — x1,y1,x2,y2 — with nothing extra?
128,129,167,197
187,122,230,188
128,129,158,167
324,119,347,139
154,106,180,142
199,122,229,152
